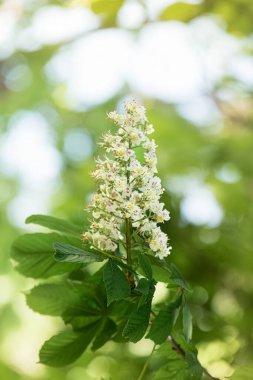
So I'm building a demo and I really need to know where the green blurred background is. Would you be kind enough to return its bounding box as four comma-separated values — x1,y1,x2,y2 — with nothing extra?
0,0,253,379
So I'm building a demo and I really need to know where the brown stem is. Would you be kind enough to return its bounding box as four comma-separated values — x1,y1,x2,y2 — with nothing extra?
167,336,220,380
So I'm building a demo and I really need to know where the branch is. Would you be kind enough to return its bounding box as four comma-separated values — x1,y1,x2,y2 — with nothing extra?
151,309,220,380
167,335,220,380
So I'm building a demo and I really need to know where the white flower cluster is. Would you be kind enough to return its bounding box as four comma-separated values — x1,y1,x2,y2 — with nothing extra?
83,101,172,260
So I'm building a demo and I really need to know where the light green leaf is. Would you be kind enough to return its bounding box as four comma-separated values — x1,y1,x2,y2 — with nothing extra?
138,253,153,280
160,2,202,22
25,214,83,237
147,296,182,344
91,318,117,351
183,303,192,343
26,283,81,316
103,259,131,306
39,323,99,367
54,242,105,263
12,233,79,279
230,366,253,380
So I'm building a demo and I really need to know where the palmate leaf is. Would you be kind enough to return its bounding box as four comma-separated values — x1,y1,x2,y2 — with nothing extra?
39,322,100,367
11,233,80,279
26,283,82,316
54,242,105,263
25,214,83,237
103,259,131,306
147,296,182,344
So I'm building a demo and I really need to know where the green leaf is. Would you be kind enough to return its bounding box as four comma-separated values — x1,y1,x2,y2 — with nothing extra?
183,303,192,343
25,214,83,237
91,318,117,351
168,263,191,291
12,233,79,279
151,343,189,380
103,259,131,306
123,281,156,342
122,302,151,343
138,253,153,280
185,352,203,379
26,283,81,316
135,278,150,295
160,2,202,22
39,323,99,367
147,296,182,344
230,366,253,380
54,242,105,263
145,255,171,283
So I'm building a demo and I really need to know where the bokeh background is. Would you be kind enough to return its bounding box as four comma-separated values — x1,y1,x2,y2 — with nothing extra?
0,0,253,379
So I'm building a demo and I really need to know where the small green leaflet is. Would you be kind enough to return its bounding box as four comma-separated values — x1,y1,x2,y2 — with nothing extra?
103,259,131,306
147,296,182,344
39,322,99,367
183,303,192,343
138,253,153,280
25,214,83,237
54,242,105,263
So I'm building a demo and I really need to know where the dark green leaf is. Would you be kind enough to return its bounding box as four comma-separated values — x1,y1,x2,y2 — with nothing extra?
25,214,83,237
103,259,131,306
168,263,191,291
147,296,182,344
185,352,203,379
54,242,105,263
183,303,192,343
135,278,150,295
26,283,81,316
12,233,79,279
138,253,153,280
123,282,155,342
122,302,151,343
91,318,117,351
39,323,99,367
